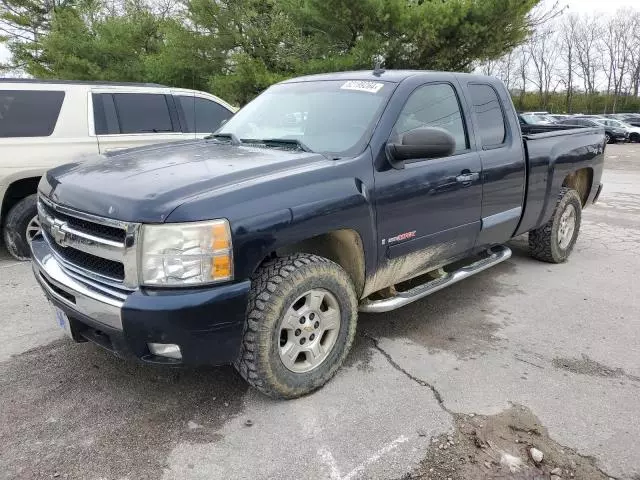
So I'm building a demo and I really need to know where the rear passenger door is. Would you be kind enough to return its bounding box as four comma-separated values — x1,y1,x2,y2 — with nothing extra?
173,93,235,139
91,90,186,153
463,82,526,246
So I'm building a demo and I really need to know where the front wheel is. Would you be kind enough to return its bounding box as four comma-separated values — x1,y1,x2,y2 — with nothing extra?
605,133,612,144
630,132,640,143
235,253,358,399
529,188,582,263
3,194,40,260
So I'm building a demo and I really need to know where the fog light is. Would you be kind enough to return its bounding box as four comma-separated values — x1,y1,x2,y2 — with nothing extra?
148,343,182,360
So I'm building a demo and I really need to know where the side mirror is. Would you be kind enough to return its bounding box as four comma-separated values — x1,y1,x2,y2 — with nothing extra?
386,127,456,169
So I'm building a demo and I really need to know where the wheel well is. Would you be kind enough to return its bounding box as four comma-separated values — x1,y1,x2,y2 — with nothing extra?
1,177,41,225
274,229,366,297
562,168,593,206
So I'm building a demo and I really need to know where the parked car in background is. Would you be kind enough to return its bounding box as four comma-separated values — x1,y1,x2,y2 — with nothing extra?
548,114,571,122
594,118,640,143
619,114,640,127
519,113,553,125
556,117,627,144
31,70,604,398
0,79,236,260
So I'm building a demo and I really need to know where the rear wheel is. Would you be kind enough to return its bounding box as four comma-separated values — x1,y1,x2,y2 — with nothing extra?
529,188,582,264
605,133,612,144
235,253,358,399
3,194,39,260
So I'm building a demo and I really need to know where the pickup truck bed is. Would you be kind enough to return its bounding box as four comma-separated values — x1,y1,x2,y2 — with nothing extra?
516,125,605,237
31,69,604,398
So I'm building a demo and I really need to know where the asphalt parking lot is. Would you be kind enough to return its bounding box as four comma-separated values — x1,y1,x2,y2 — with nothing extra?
1,144,639,480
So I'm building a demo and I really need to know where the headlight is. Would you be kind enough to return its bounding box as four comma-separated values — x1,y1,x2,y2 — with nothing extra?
140,219,233,286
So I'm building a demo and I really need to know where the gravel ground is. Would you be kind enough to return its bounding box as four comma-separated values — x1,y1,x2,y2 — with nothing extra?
1,144,639,480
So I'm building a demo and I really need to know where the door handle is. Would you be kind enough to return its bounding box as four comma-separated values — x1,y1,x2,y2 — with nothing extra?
455,172,480,183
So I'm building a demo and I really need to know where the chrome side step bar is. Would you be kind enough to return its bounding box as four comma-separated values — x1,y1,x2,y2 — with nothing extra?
359,245,512,313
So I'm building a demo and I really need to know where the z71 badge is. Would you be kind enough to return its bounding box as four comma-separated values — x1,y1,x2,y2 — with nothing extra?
384,231,417,245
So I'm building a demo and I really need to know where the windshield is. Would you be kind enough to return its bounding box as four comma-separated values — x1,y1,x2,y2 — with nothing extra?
216,80,394,156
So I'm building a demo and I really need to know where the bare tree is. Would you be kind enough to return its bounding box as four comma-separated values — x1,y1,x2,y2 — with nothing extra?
626,11,640,97
559,14,579,112
516,46,531,110
571,14,601,104
526,26,560,109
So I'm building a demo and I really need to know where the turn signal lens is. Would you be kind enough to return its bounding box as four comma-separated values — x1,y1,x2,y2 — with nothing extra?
212,223,231,250
212,255,232,279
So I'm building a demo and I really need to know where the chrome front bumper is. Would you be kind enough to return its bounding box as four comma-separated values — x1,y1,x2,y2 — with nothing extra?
31,237,125,330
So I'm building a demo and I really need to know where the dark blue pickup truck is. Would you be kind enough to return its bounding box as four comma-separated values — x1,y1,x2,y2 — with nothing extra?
31,70,604,398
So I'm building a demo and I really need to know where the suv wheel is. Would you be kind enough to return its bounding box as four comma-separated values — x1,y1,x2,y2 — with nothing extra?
528,188,582,264
236,253,358,399
3,194,40,260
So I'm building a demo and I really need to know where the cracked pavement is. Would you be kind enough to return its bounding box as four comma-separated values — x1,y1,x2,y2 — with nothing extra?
1,144,640,479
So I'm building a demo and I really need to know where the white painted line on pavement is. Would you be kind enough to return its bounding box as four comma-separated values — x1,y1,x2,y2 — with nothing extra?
318,447,342,480
318,435,410,480
0,262,24,269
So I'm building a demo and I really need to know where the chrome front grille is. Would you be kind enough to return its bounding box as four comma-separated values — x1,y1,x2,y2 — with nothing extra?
39,200,126,243
37,196,140,289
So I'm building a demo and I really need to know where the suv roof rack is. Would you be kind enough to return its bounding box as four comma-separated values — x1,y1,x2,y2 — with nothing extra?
0,78,168,88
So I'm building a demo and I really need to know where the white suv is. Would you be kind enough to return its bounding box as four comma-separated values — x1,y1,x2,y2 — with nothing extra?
0,79,236,259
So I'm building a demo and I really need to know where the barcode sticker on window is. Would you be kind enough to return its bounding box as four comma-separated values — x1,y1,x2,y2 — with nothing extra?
340,81,384,94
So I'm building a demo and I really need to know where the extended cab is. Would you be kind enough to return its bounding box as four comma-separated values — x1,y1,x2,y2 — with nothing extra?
31,71,605,398
0,79,235,260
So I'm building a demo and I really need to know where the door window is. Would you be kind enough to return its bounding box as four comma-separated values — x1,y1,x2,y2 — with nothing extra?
468,84,506,147
178,96,233,133
111,93,175,134
392,83,468,153
0,90,65,137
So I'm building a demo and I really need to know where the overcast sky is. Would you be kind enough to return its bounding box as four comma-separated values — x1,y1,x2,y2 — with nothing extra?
2,0,640,72
562,0,639,13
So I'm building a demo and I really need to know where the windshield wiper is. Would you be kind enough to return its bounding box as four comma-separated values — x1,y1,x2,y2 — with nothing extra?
242,138,314,153
206,133,241,145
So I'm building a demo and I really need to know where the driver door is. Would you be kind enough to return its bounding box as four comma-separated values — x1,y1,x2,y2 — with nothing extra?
373,82,482,283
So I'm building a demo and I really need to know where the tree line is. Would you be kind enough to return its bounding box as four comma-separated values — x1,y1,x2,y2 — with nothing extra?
480,8,640,114
1,0,543,105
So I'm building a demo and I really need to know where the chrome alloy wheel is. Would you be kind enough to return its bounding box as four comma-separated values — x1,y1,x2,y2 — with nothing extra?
558,204,577,249
278,289,341,373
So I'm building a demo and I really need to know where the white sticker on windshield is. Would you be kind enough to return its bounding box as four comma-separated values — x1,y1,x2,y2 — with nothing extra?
340,81,384,94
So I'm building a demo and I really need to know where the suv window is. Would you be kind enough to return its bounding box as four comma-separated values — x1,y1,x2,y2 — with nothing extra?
0,90,65,138
468,84,506,146
392,83,468,153
178,96,233,133
111,93,174,134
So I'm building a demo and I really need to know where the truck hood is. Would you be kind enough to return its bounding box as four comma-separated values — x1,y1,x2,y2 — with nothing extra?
40,140,328,222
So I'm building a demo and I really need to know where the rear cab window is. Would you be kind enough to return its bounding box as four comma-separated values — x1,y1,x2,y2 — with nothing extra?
0,90,65,137
468,84,507,148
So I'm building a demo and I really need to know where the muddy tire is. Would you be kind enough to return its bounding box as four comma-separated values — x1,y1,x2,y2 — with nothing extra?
3,194,40,260
235,253,358,399
528,188,582,264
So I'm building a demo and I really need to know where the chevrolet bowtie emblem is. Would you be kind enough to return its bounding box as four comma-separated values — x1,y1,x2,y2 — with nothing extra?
50,220,68,247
